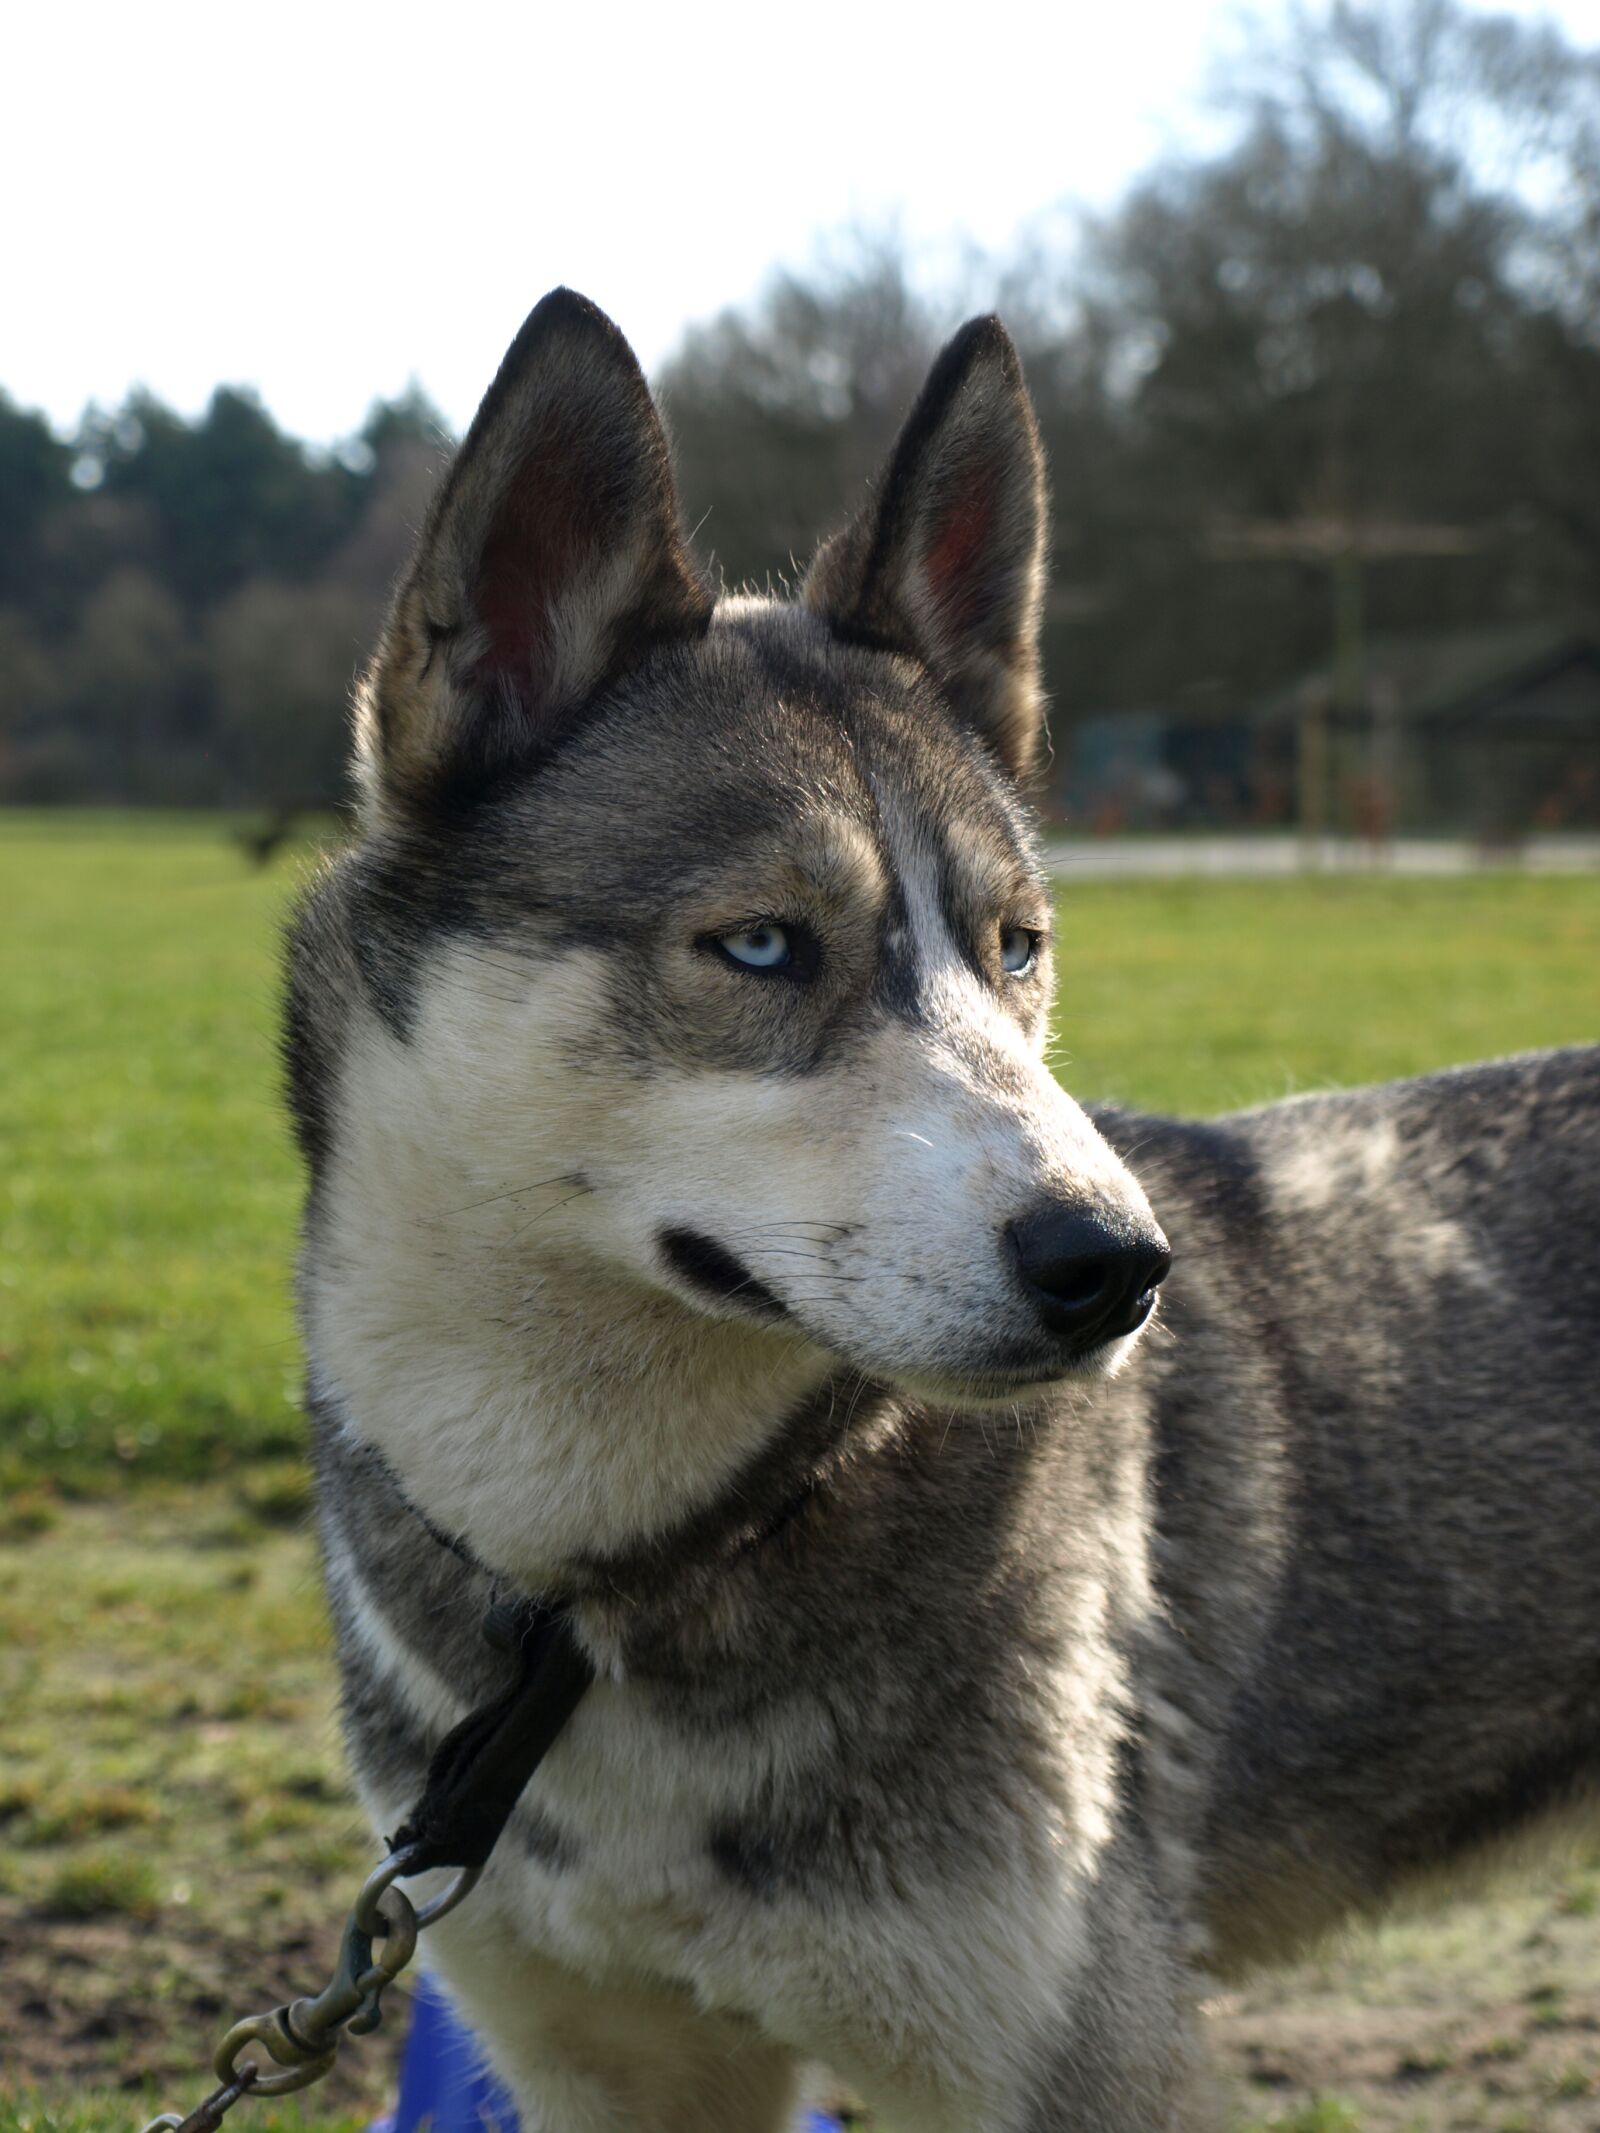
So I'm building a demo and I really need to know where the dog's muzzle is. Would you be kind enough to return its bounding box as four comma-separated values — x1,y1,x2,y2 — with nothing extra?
1006,1205,1171,1357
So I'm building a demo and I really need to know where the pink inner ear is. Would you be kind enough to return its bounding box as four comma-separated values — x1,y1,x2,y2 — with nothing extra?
473,429,614,709
922,472,996,642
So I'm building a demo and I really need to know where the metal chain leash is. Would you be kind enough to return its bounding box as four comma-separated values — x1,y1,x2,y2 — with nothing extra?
138,1579,591,2133
141,1844,481,2133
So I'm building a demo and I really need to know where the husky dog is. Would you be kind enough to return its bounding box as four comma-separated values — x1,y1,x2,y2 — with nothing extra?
287,289,1600,2132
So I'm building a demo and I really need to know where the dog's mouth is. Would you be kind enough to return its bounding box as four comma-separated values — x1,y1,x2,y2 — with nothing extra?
656,1222,1160,1400
657,1227,789,1320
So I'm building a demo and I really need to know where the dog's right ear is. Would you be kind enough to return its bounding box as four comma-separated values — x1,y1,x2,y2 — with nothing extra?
356,289,711,816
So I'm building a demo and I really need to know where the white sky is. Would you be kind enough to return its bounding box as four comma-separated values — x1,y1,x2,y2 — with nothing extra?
6,0,1598,443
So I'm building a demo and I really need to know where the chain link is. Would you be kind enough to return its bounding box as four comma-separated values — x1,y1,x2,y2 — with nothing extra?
140,1846,480,2133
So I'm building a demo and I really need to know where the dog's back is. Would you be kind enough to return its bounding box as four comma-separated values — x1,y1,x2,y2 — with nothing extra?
1101,1046,1600,1972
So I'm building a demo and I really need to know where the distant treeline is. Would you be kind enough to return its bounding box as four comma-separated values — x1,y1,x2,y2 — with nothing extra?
0,384,447,807
4,0,1598,812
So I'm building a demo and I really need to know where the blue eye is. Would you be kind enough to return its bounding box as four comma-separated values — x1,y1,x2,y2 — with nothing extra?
1001,926,1037,976
715,922,793,972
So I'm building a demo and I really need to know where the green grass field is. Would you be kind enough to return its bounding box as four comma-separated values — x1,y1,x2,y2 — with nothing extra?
3,815,320,1492
3,815,1598,2131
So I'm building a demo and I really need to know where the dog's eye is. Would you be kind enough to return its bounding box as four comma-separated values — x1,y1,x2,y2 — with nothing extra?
714,922,793,972
1000,926,1038,976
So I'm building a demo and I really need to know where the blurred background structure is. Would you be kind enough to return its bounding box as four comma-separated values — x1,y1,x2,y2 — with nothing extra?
3,0,1597,843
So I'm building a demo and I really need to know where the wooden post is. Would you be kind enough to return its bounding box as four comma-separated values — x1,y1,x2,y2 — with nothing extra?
1204,515,1478,870
1298,684,1330,867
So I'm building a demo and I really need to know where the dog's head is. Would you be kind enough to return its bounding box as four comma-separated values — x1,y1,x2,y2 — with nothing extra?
303,291,1165,1549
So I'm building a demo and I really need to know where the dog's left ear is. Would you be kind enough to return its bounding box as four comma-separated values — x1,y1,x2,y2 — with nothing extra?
803,316,1048,781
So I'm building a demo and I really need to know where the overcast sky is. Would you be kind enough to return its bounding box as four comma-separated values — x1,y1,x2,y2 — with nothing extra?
7,0,1598,443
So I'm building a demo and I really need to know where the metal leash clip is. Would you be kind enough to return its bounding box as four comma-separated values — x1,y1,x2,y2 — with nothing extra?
140,1848,480,2133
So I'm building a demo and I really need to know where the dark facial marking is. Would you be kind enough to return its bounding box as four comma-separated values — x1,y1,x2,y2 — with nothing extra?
870,876,923,1022
658,1228,788,1319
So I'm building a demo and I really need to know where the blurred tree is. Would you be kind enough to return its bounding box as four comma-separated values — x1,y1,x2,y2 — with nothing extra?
328,388,454,615
84,387,359,605
1053,0,1600,712
660,233,944,589
0,392,73,603
354,380,451,468
0,608,68,799
63,567,197,800
208,578,367,808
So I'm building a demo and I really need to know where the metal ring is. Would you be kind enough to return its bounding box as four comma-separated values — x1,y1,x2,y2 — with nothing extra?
352,1848,417,1937
415,1863,483,1929
357,1846,482,1932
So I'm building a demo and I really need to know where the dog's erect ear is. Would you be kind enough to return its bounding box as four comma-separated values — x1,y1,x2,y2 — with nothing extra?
357,289,711,813
803,316,1048,781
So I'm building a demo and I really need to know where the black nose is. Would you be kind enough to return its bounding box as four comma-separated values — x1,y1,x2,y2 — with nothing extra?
1007,1206,1171,1353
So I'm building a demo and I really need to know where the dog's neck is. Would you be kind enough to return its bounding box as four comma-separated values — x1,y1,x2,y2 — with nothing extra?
306,1220,859,1592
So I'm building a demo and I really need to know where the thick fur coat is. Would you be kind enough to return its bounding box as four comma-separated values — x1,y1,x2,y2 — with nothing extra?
286,290,1600,2132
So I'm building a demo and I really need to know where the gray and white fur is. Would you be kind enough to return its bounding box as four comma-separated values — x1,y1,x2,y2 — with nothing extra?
286,289,1600,2132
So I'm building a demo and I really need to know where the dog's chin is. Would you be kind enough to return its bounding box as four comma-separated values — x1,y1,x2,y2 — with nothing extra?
882,1322,1152,1409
